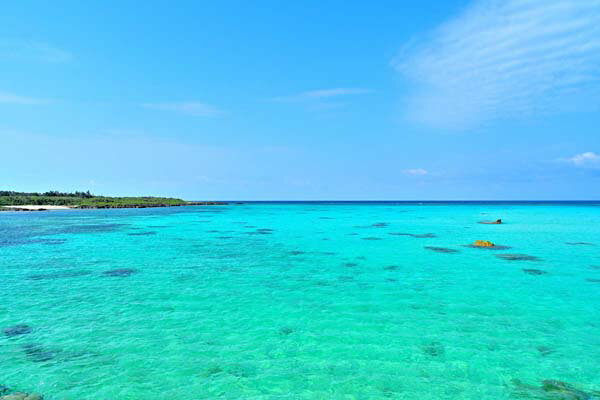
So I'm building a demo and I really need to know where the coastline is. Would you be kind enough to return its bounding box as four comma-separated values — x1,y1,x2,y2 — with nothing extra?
1,202,227,212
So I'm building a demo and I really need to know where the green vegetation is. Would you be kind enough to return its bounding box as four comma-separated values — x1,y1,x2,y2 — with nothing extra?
0,191,224,209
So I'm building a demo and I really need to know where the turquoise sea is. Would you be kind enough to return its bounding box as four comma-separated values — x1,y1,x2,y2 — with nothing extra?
1,202,600,399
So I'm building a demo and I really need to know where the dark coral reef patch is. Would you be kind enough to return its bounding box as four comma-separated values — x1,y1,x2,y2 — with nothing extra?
496,254,540,261
102,268,138,277
522,269,547,275
3,324,33,337
425,246,459,254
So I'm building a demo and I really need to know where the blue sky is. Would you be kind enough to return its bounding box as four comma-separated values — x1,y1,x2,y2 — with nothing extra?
1,0,599,200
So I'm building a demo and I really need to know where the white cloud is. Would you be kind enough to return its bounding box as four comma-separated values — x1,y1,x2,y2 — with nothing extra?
301,88,372,98
395,0,600,130
566,152,600,166
273,88,371,102
0,40,72,63
143,102,223,117
0,91,47,105
402,168,428,176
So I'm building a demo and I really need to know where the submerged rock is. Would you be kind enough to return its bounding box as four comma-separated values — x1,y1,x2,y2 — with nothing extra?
58,223,128,234
384,265,400,270
3,325,32,337
246,229,272,235
565,242,594,246
200,365,224,377
511,379,600,400
102,268,138,277
425,246,459,254
289,251,305,255
0,393,43,400
362,237,382,241
372,222,389,228
523,269,548,275
22,344,60,363
27,271,91,280
542,380,597,399
496,254,540,261
126,231,156,236
537,345,555,356
279,327,294,336
389,232,437,238
421,342,445,357
201,363,256,379
585,278,600,283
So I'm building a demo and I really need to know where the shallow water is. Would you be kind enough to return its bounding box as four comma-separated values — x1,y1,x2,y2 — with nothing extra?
1,202,600,399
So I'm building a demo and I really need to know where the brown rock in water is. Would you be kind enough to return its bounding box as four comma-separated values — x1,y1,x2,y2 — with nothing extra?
479,219,502,224
473,240,495,247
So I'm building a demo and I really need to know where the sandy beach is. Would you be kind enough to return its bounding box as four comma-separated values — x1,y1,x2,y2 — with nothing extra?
1,205,74,211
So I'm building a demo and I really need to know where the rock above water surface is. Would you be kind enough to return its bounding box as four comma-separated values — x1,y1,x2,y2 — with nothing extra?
473,240,495,247
466,243,511,250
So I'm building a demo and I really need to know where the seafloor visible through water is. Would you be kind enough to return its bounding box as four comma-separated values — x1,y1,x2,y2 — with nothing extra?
1,202,599,399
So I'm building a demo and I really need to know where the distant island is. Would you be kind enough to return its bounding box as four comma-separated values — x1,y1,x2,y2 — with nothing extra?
0,190,225,211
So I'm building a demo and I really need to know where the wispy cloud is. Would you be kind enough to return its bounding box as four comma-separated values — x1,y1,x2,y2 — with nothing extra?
402,168,428,176
143,102,224,117
272,88,372,102
0,91,47,105
564,152,600,167
0,40,72,63
395,0,600,130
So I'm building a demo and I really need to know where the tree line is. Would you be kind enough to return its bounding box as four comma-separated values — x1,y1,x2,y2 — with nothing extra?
0,190,94,198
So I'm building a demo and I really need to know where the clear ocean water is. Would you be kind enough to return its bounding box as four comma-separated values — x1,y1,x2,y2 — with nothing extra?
1,202,600,399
